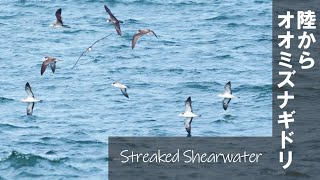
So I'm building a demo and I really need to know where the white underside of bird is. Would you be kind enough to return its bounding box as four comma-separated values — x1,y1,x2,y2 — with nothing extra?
179,97,201,135
179,111,200,118
22,82,41,115
111,81,129,98
50,23,63,28
218,93,238,99
21,97,41,103
111,83,127,89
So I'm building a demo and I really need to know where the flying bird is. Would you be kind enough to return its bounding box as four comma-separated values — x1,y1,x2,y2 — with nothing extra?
72,33,113,69
21,82,41,115
104,5,122,36
218,81,239,110
111,81,129,98
179,97,201,135
132,29,157,49
41,56,62,75
52,8,70,28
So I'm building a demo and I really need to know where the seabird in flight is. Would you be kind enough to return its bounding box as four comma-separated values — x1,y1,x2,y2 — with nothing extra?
41,56,62,75
52,8,70,28
72,33,113,69
21,82,41,115
218,81,239,110
111,81,129,98
104,5,122,36
132,29,157,49
179,97,201,135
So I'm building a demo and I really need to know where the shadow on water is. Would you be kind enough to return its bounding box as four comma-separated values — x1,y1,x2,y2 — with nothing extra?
214,114,236,124
21,115,39,122
0,97,15,104
0,150,68,168
223,114,236,120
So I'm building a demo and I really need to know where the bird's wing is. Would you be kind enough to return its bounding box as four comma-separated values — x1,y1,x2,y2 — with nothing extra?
72,48,90,69
185,96,192,112
223,98,231,110
132,33,143,49
55,8,63,25
185,117,193,134
27,102,34,115
224,81,232,94
104,5,117,20
150,30,158,37
25,82,34,98
50,61,56,73
72,33,113,69
41,58,53,75
120,88,129,98
114,21,122,36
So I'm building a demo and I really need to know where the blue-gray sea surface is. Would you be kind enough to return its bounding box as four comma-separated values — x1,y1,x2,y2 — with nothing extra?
0,0,271,179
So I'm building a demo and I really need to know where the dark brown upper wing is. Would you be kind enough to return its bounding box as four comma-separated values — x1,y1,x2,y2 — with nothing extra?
41,58,54,75
55,8,63,25
72,33,113,69
132,33,143,49
150,30,158,37
104,5,117,20
115,21,122,36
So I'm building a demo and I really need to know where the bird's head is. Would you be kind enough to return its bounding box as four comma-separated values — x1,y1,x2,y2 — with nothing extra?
178,112,184,117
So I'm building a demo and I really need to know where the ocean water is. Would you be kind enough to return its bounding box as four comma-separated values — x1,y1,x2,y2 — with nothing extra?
0,0,271,179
